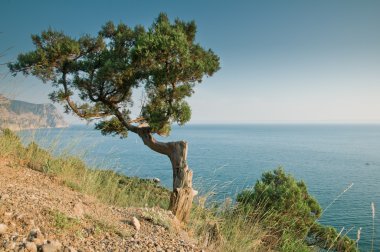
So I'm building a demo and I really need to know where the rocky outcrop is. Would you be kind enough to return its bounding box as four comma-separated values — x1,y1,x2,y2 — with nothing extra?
0,94,68,130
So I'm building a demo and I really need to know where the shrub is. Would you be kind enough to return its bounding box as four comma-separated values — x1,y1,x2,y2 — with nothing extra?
237,167,357,251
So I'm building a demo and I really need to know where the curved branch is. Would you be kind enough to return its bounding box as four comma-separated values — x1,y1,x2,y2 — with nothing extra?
64,97,110,119
61,73,110,119
105,101,172,156
61,70,172,156
138,132,172,156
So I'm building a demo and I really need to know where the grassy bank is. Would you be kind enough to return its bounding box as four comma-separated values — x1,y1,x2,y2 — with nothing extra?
0,129,357,251
0,128,170,209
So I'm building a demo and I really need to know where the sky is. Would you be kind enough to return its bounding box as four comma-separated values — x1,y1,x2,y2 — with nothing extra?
1,0,379,124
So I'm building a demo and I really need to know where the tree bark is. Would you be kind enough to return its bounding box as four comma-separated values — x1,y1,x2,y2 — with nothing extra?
138,132,194,223
168,140,194,223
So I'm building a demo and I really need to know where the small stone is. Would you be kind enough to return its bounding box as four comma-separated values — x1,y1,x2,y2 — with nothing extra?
153,178,160,183
11,232,19,241
132,216,140,231
41,244,57,252
28,228,43,241
4,212,13,219
41,240,62,252
33,238,44,246
0,223,8,234
5,241,16,250
73,202,85,218
1,193,10,200
63,246,77,252
16,213,25,221
25,242,38,252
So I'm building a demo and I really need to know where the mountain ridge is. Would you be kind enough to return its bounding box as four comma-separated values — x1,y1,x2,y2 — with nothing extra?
0,94,68,130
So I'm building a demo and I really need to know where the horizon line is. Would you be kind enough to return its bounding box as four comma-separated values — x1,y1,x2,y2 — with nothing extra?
68,121,380,126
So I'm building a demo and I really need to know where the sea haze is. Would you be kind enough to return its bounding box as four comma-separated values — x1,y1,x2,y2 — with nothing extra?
19,124,380,250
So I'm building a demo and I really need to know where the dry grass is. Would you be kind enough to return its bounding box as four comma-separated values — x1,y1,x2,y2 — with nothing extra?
0,128,171,209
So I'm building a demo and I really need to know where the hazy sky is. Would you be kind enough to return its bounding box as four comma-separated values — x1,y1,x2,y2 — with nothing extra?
1,0,379,124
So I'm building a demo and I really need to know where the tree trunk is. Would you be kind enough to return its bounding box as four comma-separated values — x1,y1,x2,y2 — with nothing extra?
137,132,195,223
168,141,194,223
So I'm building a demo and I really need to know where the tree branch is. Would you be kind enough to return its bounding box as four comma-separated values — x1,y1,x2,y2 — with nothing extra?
61,72,110,119
64,97,110,119
138,132,172,156
103,100,172,156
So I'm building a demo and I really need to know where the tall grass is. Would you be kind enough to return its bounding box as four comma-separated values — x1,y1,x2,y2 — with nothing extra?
188,198,274,251
0,128,170,209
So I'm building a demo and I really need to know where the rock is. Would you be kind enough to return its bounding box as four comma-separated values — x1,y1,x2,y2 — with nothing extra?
28,228,43,241
73,202,85,218
132,216,140,231
33,238,44,246
192,189,198,196
153,178,160,183
63,246,77,252
0,223,8,234
3,212,13,220
25,242,38,252
1,193,10,200
41,240,62,252
5,241,16,250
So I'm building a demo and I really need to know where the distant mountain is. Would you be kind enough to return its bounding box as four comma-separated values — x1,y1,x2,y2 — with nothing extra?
0,94,68,130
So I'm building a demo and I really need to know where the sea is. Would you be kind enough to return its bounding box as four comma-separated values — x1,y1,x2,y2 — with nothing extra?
18,124,380,251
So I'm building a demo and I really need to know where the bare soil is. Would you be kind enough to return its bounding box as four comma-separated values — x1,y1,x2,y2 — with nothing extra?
0,159,199,252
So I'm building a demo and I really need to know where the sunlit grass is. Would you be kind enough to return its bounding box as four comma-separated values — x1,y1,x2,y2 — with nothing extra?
0,128,170,209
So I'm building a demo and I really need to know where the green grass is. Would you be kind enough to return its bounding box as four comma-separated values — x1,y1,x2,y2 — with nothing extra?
50,210,79,231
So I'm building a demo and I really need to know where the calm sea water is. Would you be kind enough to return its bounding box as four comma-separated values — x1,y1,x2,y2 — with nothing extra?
19,124,380,250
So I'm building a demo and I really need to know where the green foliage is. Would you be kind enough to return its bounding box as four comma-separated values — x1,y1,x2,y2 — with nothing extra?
95,117,129,138
236,168,357,251
2,128,19,139
25,141,52,172
0,128,24,159
237,168,321,233
9,13,220,136
310,224,357,251
51,210,79,231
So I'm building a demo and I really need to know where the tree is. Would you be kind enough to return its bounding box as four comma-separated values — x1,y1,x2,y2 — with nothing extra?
8,13,220,222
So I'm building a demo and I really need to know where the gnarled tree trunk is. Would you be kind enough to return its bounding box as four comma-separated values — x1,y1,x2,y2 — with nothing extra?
138,131,195,223
168,141,194,222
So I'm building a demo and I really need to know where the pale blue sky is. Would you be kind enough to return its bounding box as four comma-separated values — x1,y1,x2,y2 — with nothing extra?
1,0,379,123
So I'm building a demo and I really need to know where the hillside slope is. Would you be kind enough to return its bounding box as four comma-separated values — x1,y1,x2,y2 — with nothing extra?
0,159,197,251
0,94,67,130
